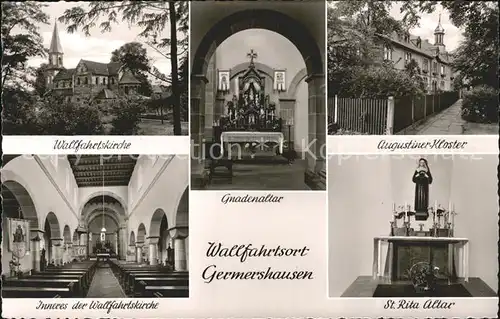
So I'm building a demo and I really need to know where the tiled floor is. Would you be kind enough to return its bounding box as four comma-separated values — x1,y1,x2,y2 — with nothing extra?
86,265,126,298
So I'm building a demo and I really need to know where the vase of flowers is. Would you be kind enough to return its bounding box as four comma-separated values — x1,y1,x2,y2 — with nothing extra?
244,142,258,158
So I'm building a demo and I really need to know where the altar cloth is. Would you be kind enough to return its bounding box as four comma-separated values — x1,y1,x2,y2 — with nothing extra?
220,131,284,154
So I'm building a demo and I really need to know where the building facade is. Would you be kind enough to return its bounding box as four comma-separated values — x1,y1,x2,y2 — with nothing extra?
45,23,141,101
382,16,455,92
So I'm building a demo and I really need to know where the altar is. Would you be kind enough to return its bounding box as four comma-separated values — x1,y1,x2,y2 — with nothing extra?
220,131,284,154
372,236,469,283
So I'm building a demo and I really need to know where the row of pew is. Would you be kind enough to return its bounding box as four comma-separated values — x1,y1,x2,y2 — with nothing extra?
109,260,189,298
2,261,97,298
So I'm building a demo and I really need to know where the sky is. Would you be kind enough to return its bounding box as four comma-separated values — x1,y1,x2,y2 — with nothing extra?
27,2,183,82
390,3,463,52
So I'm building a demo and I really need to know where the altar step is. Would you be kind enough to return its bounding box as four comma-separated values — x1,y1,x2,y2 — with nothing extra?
207,160,309,190
229,155,290,164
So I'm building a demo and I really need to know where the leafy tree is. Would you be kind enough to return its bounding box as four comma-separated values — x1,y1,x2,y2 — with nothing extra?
1,2,49,91
1,85,40,134
111,42,153,97
60,1,189,135
33,63,49,96
109,96,146,135
36,95,104,134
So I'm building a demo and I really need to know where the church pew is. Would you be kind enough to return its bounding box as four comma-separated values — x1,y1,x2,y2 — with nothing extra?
144,285,189,298
125,270,187,290
133,278,189,296
29,274,88,294
2,286,73,298
3,278,81,297
42,269,91,287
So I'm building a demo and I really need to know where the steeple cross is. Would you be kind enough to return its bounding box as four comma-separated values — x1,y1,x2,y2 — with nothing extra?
247,49,257,65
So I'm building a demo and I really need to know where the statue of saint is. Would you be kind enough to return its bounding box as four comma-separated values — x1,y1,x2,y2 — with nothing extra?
412,158,433,220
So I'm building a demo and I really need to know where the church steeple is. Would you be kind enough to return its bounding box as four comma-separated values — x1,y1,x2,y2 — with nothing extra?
48,20,64,68
434,13,445,48
46,20,64,87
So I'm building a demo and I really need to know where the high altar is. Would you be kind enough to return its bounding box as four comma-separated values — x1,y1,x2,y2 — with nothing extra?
211,50,288,159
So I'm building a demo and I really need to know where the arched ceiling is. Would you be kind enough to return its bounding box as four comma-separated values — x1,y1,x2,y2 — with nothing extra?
67,155,137,187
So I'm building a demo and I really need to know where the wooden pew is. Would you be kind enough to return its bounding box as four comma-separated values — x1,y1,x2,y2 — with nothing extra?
29,274,87,295
3,279,80,297
145,285,189,298
134,277,189,296
2,286,73,298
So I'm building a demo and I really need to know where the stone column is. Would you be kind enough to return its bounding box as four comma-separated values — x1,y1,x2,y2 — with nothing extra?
136,243,143,264
51,238,63,266
191,74,209,188
215,95,226,122
67,243,73,263
115,231,119,256
129,244,136,262
305,74,326,187
30,229,44,272
119,225,127,260
169,227,188,271
147,236,160,266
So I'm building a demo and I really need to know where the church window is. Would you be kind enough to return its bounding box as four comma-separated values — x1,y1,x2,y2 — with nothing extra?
441,65,445,75
77,78,81,85
433,62,438,73
103,78,107,85
58,56,62,65
84,77,88,85
111,78,115,85
55,82,59,88
423,59,429,72
383,46,392,61
95,77,98,85
404,52,412,64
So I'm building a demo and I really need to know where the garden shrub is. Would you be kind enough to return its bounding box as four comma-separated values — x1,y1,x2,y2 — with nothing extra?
461,85,498,123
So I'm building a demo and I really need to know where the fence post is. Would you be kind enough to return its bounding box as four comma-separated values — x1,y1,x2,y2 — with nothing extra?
411,97,415,124
423,95,427,118
385,96,395,135
334,95,338,123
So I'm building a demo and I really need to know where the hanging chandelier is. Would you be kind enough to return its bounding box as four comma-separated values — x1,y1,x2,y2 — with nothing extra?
101,161,106,234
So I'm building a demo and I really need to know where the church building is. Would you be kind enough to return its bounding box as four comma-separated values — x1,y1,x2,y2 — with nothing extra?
44,22,141,101
2,155,189,298
381,15,456,92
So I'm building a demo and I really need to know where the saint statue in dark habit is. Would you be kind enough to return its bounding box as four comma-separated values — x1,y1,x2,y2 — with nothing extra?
412,158,433,220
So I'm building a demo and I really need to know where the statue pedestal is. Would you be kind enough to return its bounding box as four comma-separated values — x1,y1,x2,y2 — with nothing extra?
372,236,469,283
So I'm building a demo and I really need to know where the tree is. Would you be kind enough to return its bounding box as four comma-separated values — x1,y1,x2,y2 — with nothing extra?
59,1,189,135
111,42,153,96
1,85,40,134
34,63,49,96
1,2,49,91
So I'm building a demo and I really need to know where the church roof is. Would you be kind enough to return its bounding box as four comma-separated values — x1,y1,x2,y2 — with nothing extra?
49,22,63,53
380,32,451,64
53,68,75,81
119,70,141,84
80,60,118,76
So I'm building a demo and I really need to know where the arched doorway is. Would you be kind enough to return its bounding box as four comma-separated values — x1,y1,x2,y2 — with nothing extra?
149,209,169,266
172,188,189,271
191,4,326,188
44,212,62,266
81,195,126,259
136,223,147,263
128,231,136,261
1,181,40,274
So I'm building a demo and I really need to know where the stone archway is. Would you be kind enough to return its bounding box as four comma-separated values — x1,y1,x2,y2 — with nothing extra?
148,209,168,266
129,231,136,246
44,212,62,266
62,225,72,264
171,188,189,271
191,7,325,186
136,223,147,264
1,179,41,272
128,231,136,262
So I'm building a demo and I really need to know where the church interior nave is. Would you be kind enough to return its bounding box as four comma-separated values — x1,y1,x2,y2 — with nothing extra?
1,154,189,298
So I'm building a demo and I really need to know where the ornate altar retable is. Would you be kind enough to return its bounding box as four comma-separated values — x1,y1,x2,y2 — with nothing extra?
213,52,284,158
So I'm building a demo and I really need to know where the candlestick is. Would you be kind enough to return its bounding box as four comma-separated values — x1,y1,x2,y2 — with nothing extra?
434,200,438,212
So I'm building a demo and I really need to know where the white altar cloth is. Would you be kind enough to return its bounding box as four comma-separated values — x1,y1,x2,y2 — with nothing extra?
220,131,284,154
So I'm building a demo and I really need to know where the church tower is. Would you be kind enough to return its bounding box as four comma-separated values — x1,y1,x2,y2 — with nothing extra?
46,21,64,86
433,14,445,53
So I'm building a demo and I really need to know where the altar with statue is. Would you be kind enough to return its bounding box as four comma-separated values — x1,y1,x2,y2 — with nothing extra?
213,49,287,159
342,158,496,298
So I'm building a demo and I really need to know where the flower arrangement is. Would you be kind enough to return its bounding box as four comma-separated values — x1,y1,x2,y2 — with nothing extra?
244,142,259,158
407,261,439,293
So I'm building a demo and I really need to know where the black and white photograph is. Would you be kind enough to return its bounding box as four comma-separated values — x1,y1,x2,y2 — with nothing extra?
328,154,498,298
2,1,188,135
327,1,499,135
1,154,189,298
190,1,326,191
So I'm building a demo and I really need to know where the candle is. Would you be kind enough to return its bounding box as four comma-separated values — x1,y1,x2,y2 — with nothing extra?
448,201,452,213
392,202,396,212
434,200,438,212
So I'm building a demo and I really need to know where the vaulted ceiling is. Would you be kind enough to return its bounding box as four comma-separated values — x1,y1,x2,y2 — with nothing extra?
67,155,137,187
